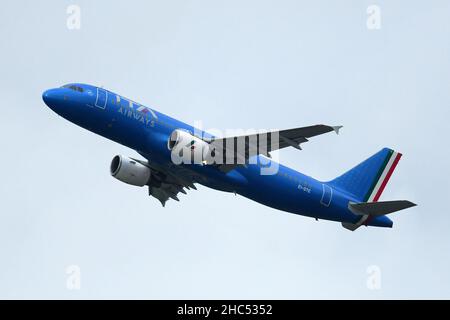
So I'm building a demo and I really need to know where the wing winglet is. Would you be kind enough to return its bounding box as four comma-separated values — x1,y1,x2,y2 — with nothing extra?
332,125,343,135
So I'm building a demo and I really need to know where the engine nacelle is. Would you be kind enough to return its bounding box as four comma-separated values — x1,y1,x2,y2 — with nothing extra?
168,129,212,164
110,155,151,187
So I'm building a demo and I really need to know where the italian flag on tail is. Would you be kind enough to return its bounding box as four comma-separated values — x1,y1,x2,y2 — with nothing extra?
364,150,402,203
352,149,403,230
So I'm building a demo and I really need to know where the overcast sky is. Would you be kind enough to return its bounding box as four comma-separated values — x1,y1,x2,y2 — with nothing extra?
0,0,449,299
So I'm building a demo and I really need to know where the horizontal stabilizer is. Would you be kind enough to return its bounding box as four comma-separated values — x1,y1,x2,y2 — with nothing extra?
349,200,417,217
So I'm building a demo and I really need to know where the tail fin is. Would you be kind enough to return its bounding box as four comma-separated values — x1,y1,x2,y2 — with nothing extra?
329,148,402,202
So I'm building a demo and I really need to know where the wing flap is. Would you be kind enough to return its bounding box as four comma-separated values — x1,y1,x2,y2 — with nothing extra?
137,153,198,206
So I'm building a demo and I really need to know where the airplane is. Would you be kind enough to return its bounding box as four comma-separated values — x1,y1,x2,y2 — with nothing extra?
42,83,416,231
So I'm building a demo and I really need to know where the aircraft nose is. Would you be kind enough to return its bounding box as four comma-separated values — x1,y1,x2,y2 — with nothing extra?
42,89,60,108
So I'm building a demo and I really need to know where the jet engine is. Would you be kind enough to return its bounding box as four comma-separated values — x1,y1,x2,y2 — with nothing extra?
110,155,151,186
167,129,212,164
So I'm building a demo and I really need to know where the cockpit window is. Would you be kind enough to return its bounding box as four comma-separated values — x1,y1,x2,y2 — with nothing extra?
62,84,84,92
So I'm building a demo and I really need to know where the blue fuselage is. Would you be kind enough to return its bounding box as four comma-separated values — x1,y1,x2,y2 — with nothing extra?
42,83,392,228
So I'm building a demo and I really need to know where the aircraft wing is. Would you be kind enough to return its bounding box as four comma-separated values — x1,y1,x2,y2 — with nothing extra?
134,155,198,207
148,181,192,207
208,124,342,170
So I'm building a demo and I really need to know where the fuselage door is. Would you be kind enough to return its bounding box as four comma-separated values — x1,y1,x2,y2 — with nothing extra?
320,184,333,207
95,88,107,109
